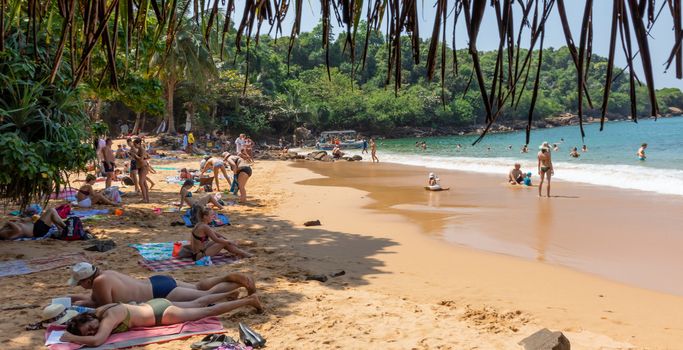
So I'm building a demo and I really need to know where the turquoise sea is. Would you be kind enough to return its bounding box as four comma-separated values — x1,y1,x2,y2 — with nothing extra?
370,116,683,196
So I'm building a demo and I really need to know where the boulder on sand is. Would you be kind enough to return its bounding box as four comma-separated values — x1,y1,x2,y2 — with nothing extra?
518,328,570,350
352,155,362,161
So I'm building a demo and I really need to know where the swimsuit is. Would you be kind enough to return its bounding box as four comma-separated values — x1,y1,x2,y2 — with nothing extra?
78,189,91,196
540,166,550,173
237,166,252,177
147,298,172,325
149,275,177,298
130,159,137,171
32,219,52,238
189,227,208,260
102,161,115,173
99,303,131,333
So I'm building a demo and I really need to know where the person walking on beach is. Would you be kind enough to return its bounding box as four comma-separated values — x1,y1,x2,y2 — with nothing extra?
537,143,554,197
102,139,115,189
637,143,647,160
370,138,379,163
133,138,150,203
126,138,140,194
362,138,369,154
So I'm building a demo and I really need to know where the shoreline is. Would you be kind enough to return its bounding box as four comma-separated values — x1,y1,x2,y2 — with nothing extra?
275,159,683,348
1,157,681,349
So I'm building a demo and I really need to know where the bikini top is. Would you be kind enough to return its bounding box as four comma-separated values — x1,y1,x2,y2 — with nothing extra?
191,227,208,243
98,303,131,333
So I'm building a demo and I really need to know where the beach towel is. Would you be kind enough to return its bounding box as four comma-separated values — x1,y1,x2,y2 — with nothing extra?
70,209,110,219
12,226,60,241
182,210,230,228
0,252,87,278
164,176,189,185
45,317,223,350
152,166,179,171
50,188,78,200
129,242,238,272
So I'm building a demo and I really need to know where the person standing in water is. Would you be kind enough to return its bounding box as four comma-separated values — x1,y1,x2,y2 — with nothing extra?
537,143,554,197
637,143,647,160
370,138,379,163
581,144,588,152
569,147,580,158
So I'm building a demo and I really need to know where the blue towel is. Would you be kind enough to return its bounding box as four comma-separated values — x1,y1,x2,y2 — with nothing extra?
182,210,230,228
71,209,110,218
129,241,188,261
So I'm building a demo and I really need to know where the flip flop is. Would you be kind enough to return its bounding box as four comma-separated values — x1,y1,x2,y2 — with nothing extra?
191,334,219,349
202,334,229,350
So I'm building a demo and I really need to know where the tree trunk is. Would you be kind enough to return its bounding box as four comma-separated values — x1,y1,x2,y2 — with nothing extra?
132,111,141,134
166,78,177,133
140,113,147,132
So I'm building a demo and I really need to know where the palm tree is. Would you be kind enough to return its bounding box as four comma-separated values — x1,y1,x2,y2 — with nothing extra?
151,23,217,133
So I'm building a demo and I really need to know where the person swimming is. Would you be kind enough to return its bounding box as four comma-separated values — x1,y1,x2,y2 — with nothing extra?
569,147,580,158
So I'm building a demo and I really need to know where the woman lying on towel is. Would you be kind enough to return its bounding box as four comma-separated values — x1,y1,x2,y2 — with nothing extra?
178,180,224,211
77,174,118,207
60,293,262,346
0,207,66,240
179,206,252,260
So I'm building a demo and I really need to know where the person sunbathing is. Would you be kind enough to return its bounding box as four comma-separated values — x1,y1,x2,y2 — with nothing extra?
60,294,262,346
77,174,118,207
178,180,224,211
0,207,66,240
178,206,252,260
66,262,256,307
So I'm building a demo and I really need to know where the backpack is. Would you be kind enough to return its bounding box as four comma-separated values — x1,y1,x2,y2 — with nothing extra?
55,204,71,219
188,204,202,227
59,217,89,241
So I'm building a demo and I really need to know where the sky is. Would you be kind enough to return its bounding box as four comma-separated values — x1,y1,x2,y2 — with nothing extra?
227,1,683,89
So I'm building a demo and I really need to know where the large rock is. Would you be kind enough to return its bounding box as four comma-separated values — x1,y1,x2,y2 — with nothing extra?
287,151,299,159
312,151,327,160
519,328,570,350
352,155,362,161
320,155,333,162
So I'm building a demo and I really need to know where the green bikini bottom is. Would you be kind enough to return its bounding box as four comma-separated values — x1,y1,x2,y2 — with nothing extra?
147,298,172,325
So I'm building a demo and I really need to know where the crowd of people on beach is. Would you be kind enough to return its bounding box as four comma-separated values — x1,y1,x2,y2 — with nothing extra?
0,127,267,347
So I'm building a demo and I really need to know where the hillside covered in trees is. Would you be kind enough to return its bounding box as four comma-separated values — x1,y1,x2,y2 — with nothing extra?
97,21,683,136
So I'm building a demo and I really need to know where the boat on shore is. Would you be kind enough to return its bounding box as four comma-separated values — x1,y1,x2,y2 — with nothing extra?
316,130,364,150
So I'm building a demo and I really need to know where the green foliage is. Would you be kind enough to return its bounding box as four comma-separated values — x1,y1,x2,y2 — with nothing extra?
0,37,95,209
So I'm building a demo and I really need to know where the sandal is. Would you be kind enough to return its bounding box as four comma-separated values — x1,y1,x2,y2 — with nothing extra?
191,334,219,349
202,334,229,350
238,323,266,348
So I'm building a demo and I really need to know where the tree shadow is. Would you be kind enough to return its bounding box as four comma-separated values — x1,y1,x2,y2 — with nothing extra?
0,183,398,349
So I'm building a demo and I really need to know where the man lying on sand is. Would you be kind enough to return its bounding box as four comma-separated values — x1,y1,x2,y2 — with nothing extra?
66,262,256,307
0,207,66,240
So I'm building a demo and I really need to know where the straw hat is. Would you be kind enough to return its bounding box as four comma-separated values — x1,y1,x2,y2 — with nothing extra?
67,262,96,286
42,304,78,325
429,172,435,179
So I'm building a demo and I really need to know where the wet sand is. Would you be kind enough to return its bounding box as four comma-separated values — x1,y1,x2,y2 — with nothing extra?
276,160,683,348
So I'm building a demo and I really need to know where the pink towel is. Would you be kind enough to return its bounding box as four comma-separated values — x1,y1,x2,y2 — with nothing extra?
45,317,223,350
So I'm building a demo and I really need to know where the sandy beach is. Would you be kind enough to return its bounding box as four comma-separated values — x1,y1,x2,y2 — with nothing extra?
1,155,683,349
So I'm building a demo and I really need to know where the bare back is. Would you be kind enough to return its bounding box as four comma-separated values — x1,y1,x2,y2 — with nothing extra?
91,270,154,306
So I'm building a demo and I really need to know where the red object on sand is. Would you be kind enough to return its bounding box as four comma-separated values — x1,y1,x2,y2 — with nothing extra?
172,242,182,257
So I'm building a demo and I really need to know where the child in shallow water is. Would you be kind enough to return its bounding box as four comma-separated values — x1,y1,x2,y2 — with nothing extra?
523,172,532,186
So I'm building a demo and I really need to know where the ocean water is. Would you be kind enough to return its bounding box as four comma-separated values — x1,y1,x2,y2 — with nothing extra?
371,116,683,196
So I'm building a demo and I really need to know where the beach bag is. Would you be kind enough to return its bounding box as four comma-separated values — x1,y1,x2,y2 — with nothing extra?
59,217,88,241
56,204,71,219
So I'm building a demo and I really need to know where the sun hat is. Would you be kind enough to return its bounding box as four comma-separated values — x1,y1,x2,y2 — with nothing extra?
539,141,550,150
42,304,78,325
429,172,435,178
67,262,96,286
